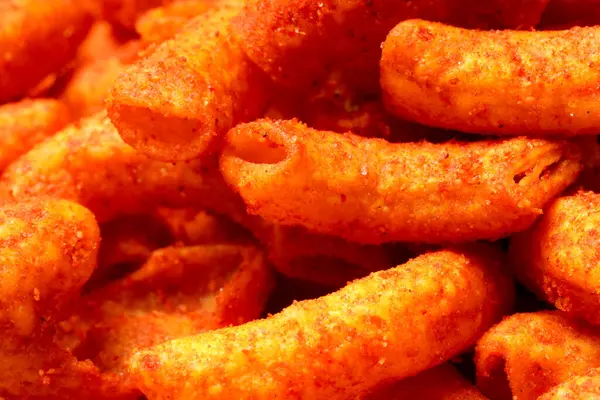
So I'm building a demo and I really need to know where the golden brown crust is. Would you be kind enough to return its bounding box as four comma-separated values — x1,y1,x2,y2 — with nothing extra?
129,245,514,400
107,6,270,161
381,20,600,136
0,0,93,103
475,311,600,400
510,191,600,325
220,119,581,244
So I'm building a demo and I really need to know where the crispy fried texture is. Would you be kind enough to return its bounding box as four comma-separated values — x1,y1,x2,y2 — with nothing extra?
60,244,272,392
0,112,234,223
107,5,270,161
509,192,600,325
0,200,126,399
365,364,487,400
220,119,581,244
539,368,600,400
135,0,215,44
381,20,600,136
475,311,600,400
129,245,514,400
233,0,548,94
0,99,71,171
540,0,600,28
0,0,93,103
61,40,144,118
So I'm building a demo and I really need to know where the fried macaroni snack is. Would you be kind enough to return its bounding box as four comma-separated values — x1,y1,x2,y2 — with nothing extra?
0,113,232,223
60,244,272,394
0,199,107,399
233,0,548,94
107,5,270,161
0,0,93,103
0,99,71,171
365,364,487,400
510,192,600,325
220,119,581,244
539,368,600,400
475,311,600,400
381,20,600,136
129,245,514,400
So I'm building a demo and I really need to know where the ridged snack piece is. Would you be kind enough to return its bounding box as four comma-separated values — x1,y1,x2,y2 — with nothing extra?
510,191,600,325
539,368,600,400
129,245,514,400
381,20,600,136
220,119,581,244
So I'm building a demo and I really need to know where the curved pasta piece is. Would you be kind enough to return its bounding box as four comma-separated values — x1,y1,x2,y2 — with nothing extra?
475,311,600,400
129,245,514,400
0,0,93,103
509,191,600,325
381,20,600,136
0,99,71,171
107,5,270,161
0,113,234,223
539,368,600,400
220,119,581,244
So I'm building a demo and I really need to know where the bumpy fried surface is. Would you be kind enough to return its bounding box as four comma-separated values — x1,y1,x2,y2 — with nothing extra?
220,119,581,244
540,0,600,28
365,364,487,400
107,5,270,161
60,244,272,393
382,20,600,136
129,245,514,400
510,192,600,325
475,311,600,400
135,0,214,44
539,368,600,400
0,199,114,399
233,0,548,95
0,0,93,103
0,99,71,171
0,112,234,223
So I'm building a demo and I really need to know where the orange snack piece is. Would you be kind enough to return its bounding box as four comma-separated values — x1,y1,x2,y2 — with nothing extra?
60,244,272,394
0,98,71,171
0,112,233,223
135,0,215,44
475,311,600,400
0,0,93,103
0,199,121,399
129,245,514,400
107,5,271,161
366,364,487,400
220,119,581,244
100,0,165,31
510,191,600,325
233,0,548,94
539,368,600,400
381,20,600,136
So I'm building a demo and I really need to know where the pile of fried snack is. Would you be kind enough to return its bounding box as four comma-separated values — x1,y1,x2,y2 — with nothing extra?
8,0,600,399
